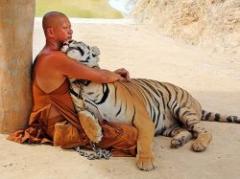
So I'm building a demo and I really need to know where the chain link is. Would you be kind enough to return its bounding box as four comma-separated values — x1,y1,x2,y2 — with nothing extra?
75,143,112,160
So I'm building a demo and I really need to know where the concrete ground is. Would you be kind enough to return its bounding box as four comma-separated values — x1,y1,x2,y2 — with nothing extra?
0,18,239,179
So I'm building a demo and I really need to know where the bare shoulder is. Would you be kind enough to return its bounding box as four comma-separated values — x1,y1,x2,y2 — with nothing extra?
36,51,69,65
42,51,66,60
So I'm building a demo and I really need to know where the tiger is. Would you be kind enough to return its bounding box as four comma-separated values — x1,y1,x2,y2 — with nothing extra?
61,40,240,171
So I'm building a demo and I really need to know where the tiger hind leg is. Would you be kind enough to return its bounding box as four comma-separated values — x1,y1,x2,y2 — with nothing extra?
191,123,212,152
179,109,212,152
162,126,192,148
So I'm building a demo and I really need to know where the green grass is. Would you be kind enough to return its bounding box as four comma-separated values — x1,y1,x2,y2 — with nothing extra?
36,0,123,18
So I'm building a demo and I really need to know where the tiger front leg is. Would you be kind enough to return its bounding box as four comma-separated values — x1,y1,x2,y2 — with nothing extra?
70,92,103,143
77,110,103,143
133,112,156,171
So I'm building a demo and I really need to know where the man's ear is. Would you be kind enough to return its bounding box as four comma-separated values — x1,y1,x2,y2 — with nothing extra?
46,27,55,38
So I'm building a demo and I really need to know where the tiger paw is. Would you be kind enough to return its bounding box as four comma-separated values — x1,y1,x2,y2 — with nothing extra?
192,132,212,152
78,111,103,143
170,133,192,148
170,138,184,148
136,155,156,171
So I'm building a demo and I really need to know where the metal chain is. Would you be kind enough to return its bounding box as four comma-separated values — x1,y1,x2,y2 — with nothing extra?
75,143,112,160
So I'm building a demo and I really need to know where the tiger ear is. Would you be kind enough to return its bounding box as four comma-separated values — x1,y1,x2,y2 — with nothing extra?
91,46,100,56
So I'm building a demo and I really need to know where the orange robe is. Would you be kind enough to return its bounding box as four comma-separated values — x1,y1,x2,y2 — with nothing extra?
8,79,137,156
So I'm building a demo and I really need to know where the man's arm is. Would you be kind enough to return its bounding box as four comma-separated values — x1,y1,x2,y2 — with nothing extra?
50,52,124,83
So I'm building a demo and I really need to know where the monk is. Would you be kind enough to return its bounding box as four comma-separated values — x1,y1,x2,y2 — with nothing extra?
8,11,137,157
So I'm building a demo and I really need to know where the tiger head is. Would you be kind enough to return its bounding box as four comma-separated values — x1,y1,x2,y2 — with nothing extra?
61,40,100,68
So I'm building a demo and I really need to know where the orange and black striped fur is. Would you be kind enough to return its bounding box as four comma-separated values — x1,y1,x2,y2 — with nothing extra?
62,40,240,171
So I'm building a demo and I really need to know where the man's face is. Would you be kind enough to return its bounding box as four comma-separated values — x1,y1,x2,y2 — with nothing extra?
53,17,73,43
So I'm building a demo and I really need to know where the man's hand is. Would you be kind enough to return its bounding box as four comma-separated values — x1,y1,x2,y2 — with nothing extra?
101,69,125,82
114,68,130,81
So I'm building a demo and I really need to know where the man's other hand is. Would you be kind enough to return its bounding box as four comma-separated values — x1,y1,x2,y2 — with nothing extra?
114,68,130,81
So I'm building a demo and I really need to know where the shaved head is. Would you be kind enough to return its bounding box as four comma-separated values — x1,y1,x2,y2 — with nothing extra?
42,11,68,34
42,11,72,44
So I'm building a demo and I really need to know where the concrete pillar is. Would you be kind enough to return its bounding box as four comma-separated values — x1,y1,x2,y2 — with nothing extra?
0,0,35,133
